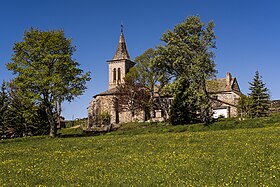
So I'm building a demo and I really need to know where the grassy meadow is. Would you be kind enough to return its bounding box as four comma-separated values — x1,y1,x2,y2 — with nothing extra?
1,115,280,186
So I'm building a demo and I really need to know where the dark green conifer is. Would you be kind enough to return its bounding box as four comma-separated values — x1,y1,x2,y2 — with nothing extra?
0,82,9,136
248,71,270,117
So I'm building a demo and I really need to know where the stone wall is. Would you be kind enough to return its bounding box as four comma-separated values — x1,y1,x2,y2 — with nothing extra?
214,91,240,117
119,109,145,123
216,92,239,105
88,90,242,126
88,94,146,127
108,59,134,89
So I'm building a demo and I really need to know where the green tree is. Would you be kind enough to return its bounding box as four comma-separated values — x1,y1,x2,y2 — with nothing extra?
131,48,159,97
154,16,217,124
0,82,10,136
169,77,197,124
8,85,49,136
248,71,270,117
126,48,169,119
237,94,253,118
7,28,90,137
116,75,151,121
0,81,32,138
0,81,49,138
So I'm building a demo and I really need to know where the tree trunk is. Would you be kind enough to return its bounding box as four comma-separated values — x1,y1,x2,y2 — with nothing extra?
49,121,57,137
46,103,57,137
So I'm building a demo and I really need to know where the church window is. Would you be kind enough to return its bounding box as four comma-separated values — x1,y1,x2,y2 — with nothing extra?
113,68,116,82
117,68,121,81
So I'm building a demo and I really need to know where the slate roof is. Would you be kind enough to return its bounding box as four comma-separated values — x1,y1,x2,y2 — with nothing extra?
112,32,130,60
206,78,232,93
206,74,241,94
94,87,119,98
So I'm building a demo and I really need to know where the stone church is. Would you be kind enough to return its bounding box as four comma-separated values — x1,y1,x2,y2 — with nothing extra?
88,30,242,127
87,30,139,128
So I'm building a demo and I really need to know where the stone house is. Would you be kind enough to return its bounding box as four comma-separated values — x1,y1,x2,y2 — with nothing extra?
206,72,242,118
270,100,280,113
88,30,242,127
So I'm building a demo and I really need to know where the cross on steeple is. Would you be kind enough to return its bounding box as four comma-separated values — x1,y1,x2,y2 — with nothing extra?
121,22,124,34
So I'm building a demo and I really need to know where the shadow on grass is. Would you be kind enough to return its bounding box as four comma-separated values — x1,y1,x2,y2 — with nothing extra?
57,114,280,138
57,127,112,138
58,131,105,138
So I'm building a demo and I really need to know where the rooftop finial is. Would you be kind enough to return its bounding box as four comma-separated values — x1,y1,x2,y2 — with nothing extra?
121,21,124,34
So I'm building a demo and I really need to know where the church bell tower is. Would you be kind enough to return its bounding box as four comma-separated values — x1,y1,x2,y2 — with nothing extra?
107,27,135,89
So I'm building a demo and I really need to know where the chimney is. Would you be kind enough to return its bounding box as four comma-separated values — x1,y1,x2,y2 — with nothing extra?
226,72,232,88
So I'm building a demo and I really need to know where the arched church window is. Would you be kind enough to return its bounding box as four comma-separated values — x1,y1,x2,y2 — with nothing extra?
113,68,116,82
117,68,121,81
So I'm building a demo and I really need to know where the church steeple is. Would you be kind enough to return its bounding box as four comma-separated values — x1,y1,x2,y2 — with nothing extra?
113,27,130,60
107,26,135,89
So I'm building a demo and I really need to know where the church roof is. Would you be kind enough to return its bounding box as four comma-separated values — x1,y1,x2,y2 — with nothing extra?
112,32,130,60
94,87,119,98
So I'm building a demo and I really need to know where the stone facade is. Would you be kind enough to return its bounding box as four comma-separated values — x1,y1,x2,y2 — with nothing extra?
207,72,242,118
88,30,242,127
108,59,134,89
88,94,146,128
270,100,280,113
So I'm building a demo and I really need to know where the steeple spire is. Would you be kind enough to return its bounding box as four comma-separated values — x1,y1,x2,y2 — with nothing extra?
107,26,135,89
113,25,130,60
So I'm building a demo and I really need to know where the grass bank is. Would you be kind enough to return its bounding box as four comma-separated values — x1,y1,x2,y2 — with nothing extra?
0,115,280,186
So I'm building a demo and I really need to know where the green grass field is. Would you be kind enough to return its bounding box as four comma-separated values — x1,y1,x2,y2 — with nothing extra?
1,116,280,186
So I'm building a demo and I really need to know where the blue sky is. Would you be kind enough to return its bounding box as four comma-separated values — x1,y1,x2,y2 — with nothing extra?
1,0,280,119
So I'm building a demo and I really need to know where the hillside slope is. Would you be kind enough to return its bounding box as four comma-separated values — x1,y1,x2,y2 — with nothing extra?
0,117,280,186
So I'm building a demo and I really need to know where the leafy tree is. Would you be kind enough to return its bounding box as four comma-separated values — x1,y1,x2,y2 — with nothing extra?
126,48,170,120
116,75,150,121
237,94,253,118
7,28,90,137
131,48,159,98
154,16,217,124
248,71,270,117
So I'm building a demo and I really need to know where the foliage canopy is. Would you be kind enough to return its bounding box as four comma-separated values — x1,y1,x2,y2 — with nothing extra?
154,16,217,124
6,28,91,137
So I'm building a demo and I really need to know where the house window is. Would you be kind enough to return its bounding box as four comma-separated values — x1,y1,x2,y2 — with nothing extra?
117,68,121,81
113,68,116,82
155,110,162,118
